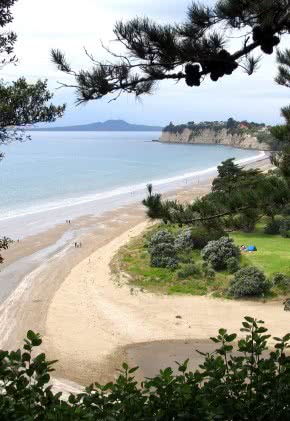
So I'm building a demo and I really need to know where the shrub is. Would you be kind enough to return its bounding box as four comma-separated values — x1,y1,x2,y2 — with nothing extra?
201,237,240,270
174,228,194,251
279,218,290,238
178,254,192,264
190,227,225,249
272,272,290,290
177,263,201,279
151,256,179,270
149,230,178,269
228,267,271,298
148,230,175,249
264,219,281,235
226,257,240,274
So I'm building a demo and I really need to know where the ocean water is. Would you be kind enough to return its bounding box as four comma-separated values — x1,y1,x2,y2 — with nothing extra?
0,131,260,237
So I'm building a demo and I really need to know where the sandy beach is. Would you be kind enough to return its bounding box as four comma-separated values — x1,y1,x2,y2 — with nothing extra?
1,155,283,390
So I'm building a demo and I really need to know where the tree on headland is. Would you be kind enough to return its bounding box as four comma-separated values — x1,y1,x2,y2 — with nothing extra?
0,0,65,263
52,0,290,102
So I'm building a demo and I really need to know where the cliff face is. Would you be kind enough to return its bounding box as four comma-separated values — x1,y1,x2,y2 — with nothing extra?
160,128,270,150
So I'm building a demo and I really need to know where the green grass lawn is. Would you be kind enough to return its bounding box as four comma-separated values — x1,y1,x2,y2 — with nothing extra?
231,226,290,277
112,224,290,299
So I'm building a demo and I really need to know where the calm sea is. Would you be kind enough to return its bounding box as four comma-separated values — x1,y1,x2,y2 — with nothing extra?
0,131,259,236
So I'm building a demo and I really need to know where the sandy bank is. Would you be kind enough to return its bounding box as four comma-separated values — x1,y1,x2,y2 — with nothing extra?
45,211,288,386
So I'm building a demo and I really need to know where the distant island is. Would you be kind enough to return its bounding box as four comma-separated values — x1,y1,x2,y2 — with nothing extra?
160,118,272,150
29,119,163,132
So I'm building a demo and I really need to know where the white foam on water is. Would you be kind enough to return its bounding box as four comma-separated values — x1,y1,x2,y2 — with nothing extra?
0,151,265,222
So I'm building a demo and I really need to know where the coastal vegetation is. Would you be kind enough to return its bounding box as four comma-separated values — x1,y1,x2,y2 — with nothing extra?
113,221,290,299
163,118,269,138
3,318,290,419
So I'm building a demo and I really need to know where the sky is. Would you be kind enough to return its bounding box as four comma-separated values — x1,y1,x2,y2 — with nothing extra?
4,0,290,126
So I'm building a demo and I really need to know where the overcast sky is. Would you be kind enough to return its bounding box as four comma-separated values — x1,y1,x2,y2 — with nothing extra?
5,0,290,126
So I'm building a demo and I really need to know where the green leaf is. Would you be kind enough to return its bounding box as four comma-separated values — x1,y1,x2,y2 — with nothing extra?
226,333,237,342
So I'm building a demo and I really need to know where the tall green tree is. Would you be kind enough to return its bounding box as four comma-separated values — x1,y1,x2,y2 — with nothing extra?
143,161,290,231
52,0,290,102
270,49,290,182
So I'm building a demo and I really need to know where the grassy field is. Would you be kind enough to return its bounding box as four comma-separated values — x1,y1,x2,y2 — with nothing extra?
112,224,290,299
231,226,290,277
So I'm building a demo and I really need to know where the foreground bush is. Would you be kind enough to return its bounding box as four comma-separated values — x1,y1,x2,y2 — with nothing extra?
3,318,290,420
228,266,271,297
201,236,240,270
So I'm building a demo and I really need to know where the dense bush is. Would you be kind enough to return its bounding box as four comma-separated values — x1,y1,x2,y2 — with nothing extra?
264,218,281,235
149,230,178,269
228,267,271,297
201,237,240,270
148,229,175,248
177,263,201,279
226,257,241,274
272,272,290,290
4,318,290,420
174,228,194,251
279,218,290,238
190,227,225,249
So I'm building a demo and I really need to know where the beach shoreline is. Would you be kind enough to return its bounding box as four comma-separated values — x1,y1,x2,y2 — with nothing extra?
0,154,275,390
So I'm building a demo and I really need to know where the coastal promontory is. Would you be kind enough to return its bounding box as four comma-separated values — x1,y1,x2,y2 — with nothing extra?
160,118,271,150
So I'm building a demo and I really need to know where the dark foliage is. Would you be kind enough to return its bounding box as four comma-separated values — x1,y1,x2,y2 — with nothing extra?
190,226,225,249
279,217,290,238
4,318,290,419
264,218,281,235
272,272,290,290
226,256,240,274
52,1,290,102
143,161,290,231
0,78,65,145
228,266,270,297
201,236,240,270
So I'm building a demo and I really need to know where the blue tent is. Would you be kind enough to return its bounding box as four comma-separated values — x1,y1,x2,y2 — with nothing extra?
248,245,257,251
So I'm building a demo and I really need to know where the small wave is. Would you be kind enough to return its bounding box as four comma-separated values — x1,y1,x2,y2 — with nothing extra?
0,151,264,222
